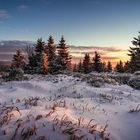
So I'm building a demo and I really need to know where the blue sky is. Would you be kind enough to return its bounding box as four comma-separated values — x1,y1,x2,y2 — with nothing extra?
0,0,140,48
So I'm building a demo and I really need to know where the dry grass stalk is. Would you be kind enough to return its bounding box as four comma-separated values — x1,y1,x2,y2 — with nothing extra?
129,104,140,113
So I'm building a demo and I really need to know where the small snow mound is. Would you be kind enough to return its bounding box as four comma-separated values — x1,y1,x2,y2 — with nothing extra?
128,73,140,90
134,71,140,76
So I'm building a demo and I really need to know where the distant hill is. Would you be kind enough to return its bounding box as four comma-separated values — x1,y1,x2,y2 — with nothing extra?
0,40,34,65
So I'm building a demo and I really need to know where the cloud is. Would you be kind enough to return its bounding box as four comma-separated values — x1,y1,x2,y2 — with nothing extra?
69,45,128,64
101,56,120,60
0,10,9,18
17,5,28,11
70,51,106,56
69,45,126,53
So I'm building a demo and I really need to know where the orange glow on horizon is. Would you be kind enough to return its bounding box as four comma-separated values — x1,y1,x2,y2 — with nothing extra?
69,46,129,67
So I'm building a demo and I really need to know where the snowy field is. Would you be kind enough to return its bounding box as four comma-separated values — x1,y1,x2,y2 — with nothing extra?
0,74,140,140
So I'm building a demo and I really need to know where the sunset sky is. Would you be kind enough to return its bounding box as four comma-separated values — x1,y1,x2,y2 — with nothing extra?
0,0,140,63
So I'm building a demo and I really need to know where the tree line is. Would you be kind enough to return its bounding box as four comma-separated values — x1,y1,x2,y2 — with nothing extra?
9,36,71,76
73,32,140,73
25,36,72,74
6,32,140,79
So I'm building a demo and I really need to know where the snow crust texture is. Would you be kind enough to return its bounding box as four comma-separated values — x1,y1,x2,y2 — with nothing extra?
0,74,140,140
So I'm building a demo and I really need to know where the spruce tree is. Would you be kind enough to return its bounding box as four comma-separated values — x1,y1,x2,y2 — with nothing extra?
27,52,37,72
92,51,103,72
46,36,57,73
123,61,130,72
41,51,49,74
77,60,83,73
107,61,112,73
102,62,107,72
35,38,45,64
115,60,124,73
57,36,71,71
25,46,37,73
128,51,137,72
11,49,25,69
83,53,91,74
128,32,140,72
34,38,45,73
9,49,25,80
73,64,77,72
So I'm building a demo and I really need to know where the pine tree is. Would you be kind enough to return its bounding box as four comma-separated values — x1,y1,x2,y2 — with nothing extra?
92,51,103,72
9,49,25,81
73,64,77,72
115,60,124,73
83,53,91,74
25,46,37,73
107,61,112,73
41,51,49,74
77,60,83,73
57,36,71,71
102,62,107,72
45,36,57,73
34,38,45,73
28,52,37,71
123,61,130,72
128,51,137,72
11,49,25,69
35,38,45,66
128,32,140,72
0,65,9,73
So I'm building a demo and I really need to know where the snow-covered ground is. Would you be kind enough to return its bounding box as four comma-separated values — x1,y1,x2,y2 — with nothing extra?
0,74,140,140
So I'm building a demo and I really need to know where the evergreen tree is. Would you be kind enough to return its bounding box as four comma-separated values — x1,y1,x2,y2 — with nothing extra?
25,46,37,73
8,49,25,81
92,51,103,72
77,60,83,73
46,36,57,73
123,61,130,72
83,53,91,74
34,38,45,73
128,51,137,72
25,39,45,73
73,63,77,72
0,65,9,73
28,52,37,71
57,36,71,71
115,60,124,73
41,51,49,74
128,32,140,72
107,61,112,73
102,62,107,72
35,38,45,67
11,49,25,69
